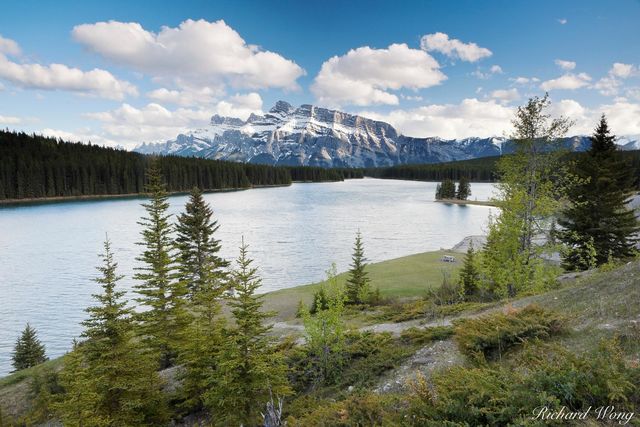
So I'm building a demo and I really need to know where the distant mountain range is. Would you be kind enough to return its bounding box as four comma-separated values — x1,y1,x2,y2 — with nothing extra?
135,101,639,167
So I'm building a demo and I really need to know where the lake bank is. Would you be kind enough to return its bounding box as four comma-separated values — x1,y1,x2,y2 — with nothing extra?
435,198,497,207
0,183,295,207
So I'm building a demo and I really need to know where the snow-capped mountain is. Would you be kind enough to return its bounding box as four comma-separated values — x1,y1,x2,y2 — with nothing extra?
135,101,593,167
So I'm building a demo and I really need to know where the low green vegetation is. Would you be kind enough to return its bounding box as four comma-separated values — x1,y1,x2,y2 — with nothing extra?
453,305,566,361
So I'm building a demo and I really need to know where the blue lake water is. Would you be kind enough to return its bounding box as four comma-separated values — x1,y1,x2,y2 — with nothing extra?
0,178,496,375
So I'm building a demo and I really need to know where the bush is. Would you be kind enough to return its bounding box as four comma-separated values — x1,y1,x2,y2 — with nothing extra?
400,326,454,346
286,331,415,394
453,305,565,361
407,339,639,426
286,392,404,426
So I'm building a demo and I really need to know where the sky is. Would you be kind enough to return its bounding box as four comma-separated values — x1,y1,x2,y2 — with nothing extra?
0,0,639,149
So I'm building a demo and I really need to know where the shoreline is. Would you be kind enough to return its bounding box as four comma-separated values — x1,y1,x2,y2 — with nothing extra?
435,198,497,207
0,183,294,207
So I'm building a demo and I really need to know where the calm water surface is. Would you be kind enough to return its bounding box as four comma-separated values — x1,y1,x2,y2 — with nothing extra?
0,178,496,375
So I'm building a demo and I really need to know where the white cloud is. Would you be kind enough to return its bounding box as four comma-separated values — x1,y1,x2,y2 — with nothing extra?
540,73,591,91
360,98,514,139
0,35,20,56
312,43,446,107
610,62,637,78
0,37,137,100
555,59,576,71
472,65,504,80
549,98,640,137
84,93,263,148
558,18,568,25
510,76,540,85
360,96,640,140
491,88,520,103
594,63,638,96
146,86,222,106
84,103,213,146
420,32,492,62
41,128,121,147
213,92,263,119
0,114,21,124
72,19,305,91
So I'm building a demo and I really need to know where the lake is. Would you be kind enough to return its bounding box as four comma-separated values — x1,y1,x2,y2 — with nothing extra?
0,178,496,375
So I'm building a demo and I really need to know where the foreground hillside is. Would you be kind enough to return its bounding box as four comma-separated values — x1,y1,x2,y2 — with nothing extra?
2,248,638,425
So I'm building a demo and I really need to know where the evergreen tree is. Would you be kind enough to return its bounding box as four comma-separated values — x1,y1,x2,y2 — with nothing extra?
175,187,229,297
134,161,187,368
456,176,471,200
59,238,167,426
459,244,481,299
435,182,443,199
53,341,107,427
436,179,457,199
345,231,371,305
204,239,290,426
559,115,639,270
174,188,229,412
11,323,47,371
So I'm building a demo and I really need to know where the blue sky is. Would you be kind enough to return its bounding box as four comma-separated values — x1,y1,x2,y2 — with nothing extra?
0,0,639,148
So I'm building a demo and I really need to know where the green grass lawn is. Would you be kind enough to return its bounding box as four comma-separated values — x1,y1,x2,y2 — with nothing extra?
262,249,462,321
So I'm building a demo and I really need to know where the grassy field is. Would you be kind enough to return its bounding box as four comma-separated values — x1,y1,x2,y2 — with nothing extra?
261,249,462,321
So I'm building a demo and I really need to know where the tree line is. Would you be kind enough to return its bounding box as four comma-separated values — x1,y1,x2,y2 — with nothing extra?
365,149,640,188
0,130,362,201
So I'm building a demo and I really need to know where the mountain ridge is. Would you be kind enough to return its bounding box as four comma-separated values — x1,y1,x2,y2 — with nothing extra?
135,101,637,167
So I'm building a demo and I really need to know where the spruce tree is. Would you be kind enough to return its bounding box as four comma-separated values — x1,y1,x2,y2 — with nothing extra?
204,239,290,426
134,160,187,368
61,238,168,426
11,323,47,371
459,244,480,299
345,231,371,305
456,176,471,200
53,341,106,427
175,187,229,297
559,115,639,270
175,188,229,412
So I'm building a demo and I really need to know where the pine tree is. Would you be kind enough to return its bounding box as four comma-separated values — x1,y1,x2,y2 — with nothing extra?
175,187,229,297
60,238,168,426
559,115,639,270
456,176,471,200
204,239,290,426
345,231,371,305
134,161,187,368
11,323,47,371
459,244,480,299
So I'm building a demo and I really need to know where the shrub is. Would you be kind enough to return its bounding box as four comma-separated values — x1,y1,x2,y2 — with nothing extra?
453,305,565,361
400,326,454,346
286,392,404,426
407,339,639,426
